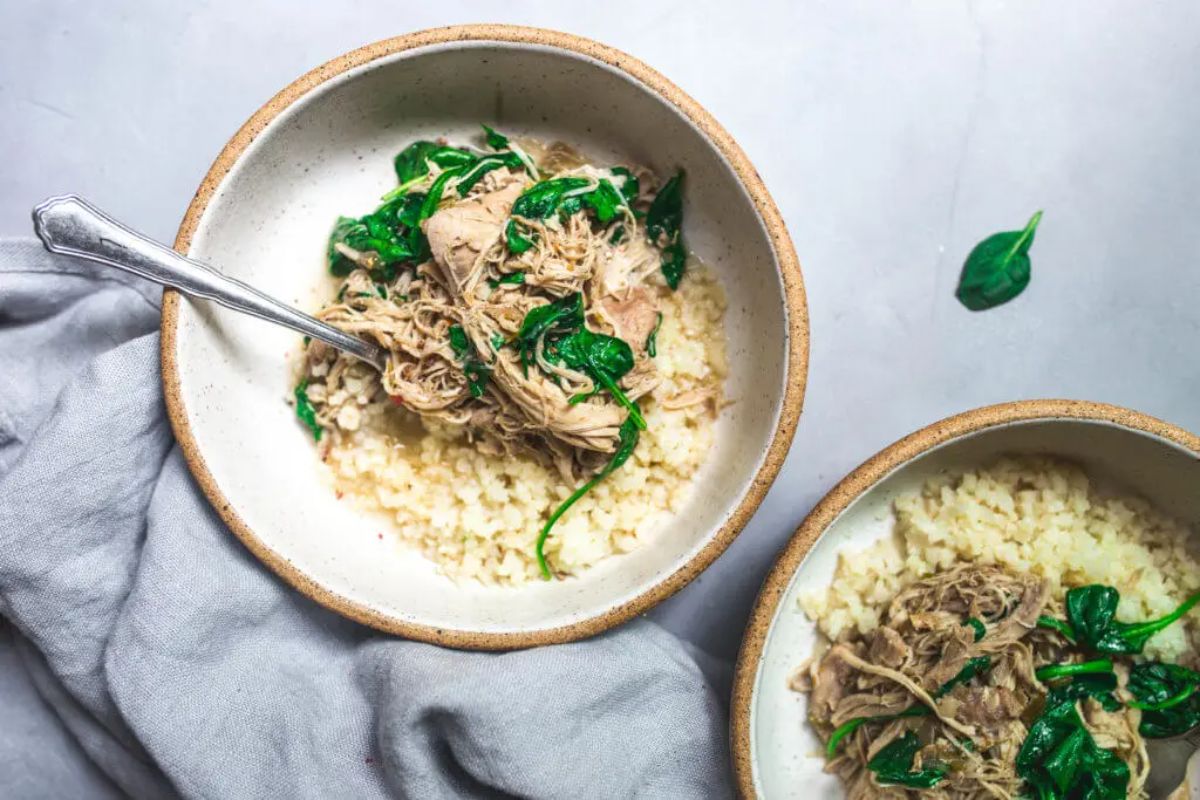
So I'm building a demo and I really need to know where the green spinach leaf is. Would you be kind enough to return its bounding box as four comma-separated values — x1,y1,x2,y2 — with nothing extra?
1127,662,1200,738
955,210,1042,311
965,617,987,642
536,415,640,578
294,380,322,441
934,656,992,698
646,172,686,289
448,325,490,399
1065,585,1200,655
645,312,663,357
1017,697,1129,800
393,141,476,185
867,731,947,789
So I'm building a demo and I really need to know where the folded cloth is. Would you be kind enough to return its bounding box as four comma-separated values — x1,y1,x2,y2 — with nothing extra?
0,239,732,799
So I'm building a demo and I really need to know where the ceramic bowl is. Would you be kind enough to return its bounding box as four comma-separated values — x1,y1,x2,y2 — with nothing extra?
161,26,808,649
731,399,1200,798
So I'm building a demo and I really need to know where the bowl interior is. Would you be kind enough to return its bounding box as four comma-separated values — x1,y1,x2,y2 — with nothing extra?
171,39,792,642
749,418,1200,797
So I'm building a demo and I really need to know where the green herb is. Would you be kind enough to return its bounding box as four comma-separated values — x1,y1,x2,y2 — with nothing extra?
453,151,526,197
965,617,987,642
1016,696,1129,800
1037,615,1077,642
610,166,639,204
505,175,632,253
511,293,585,376
536,415,640,579
866,731,947,789
645,312,663,357
1035,658,1114,683
488,272,525,288
1063,585,1200,655
646,171,686,289
825,705,930,757
448,325,490,399
327,192,427,279
609,224,626,245
1044,671,1121,713
934,656,992,698
392,141,476,186
482,124,509,150
1126,662,1200,738
302,335,311,346
550,327,646,430
490,333,507,351
955,210,1042,311
293,380,322,442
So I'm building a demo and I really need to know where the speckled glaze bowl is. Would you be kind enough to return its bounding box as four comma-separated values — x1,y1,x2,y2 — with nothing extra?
162,26,807,649
731,400,1200,798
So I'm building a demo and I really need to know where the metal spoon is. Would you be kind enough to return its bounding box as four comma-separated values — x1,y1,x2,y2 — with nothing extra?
1148,729,1199,799
31,195,388,372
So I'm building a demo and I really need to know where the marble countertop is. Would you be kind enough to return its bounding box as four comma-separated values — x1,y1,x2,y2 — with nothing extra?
2,1,1197,791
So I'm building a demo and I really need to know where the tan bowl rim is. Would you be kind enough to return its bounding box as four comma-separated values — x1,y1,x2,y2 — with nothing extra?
729,398,1200,798
160,24,810,650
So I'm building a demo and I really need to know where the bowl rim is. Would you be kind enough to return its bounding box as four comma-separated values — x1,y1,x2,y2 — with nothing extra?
729,398,1200,798
159,24,809,650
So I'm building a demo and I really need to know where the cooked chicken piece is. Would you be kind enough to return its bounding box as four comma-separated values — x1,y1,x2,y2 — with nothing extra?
600,286,660,351
423,179,525,294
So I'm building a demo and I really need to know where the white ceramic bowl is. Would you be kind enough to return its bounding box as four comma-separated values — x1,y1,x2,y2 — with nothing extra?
162,26,808,649
731,400,1200,797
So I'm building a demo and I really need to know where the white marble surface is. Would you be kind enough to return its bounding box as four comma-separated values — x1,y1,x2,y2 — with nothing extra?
2,0,1198,788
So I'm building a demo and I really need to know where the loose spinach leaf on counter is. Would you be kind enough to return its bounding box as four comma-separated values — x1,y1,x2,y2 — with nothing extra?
448,325,491,399
1127,662,1200,738
955,210,1042,311
294,381,322,442
867,731,947,789
1016,697,1129,800
1061,585,1200,655
646,171,686,289
536,415,640,579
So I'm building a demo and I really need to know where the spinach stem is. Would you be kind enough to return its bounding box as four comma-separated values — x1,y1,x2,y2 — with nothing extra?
1037,615,1077,642
536,475,601,579
1120,590,1200,641
1036,659,1113,682
1126,682,1198,712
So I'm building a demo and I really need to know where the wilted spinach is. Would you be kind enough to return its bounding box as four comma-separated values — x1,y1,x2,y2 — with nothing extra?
933,656,992,698
825,705,930,757
488,272,525,288
505,174,632,253
867,731,947,789
294,381,322,441
536,415,640,578
1126,662,1200,738
1016,696,1129,800
1043,669,1122,713
955,210,1042,311
1059,585,1200,655
448,325,491,399
646,171,686,289
645,312,663,357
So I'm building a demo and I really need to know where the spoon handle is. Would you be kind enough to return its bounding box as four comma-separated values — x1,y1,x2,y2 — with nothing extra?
31,195,387,371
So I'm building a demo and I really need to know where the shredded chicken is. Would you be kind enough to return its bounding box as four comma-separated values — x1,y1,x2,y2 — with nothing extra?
795,565,1153,799
301,143,690,481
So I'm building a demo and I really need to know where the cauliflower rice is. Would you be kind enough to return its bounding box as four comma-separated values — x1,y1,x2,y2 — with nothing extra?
321,265,727,585
801,457,1200,663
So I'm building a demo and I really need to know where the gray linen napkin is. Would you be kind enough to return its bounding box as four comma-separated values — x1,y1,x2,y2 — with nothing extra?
0,239,733,799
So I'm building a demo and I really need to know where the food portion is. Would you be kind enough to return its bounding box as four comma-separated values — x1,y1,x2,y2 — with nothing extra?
292,125,726,584
793,459,1200,798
